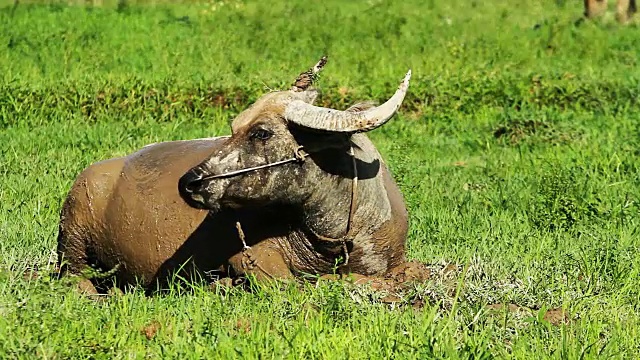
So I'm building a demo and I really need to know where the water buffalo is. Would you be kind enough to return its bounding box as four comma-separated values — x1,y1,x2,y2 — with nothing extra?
179,61,413,280
57,58,414,293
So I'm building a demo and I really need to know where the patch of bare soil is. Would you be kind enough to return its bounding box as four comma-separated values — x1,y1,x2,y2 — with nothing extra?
542,307,571,326
141,321,161,340
387,261,432,283
486,303,572,326
234,318,252,334
316,261,435,305
207,260,465,309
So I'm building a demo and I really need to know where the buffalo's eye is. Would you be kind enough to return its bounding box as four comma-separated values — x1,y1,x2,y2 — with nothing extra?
250,128,273,141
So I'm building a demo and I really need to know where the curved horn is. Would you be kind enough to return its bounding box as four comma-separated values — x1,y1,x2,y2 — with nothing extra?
284,70,411,133
291,55,328,92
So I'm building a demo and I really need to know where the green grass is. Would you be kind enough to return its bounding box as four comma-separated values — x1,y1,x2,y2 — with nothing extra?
1,0,640,358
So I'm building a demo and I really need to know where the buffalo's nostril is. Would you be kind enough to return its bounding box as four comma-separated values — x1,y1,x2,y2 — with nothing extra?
178,171,209,209
186,179,203,193
178,171,203,196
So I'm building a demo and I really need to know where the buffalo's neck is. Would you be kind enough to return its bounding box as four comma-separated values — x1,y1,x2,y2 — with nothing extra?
302,172,355,240
301,135,392,244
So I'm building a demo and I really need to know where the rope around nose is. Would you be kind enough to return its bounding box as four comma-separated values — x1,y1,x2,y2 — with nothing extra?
202,146,309,181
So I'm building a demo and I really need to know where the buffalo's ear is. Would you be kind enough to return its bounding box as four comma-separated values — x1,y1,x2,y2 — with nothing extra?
289,125,351,153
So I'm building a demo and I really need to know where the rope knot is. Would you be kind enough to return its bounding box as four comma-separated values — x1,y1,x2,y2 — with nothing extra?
294,146,307,163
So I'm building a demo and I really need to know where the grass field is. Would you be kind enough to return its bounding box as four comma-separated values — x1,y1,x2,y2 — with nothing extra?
1,0,640,358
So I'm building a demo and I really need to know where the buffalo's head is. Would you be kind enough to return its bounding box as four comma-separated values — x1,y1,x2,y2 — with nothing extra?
179,57,411,213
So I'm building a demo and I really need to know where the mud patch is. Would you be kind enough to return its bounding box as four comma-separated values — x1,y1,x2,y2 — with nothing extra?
387,260,432,283
542,307,571,326
234,318,252,334
486,303,572,326
315,261,455,308
141,321,161,340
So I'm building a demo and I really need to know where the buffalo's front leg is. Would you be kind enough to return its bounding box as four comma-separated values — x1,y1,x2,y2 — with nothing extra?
227,241,293,281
